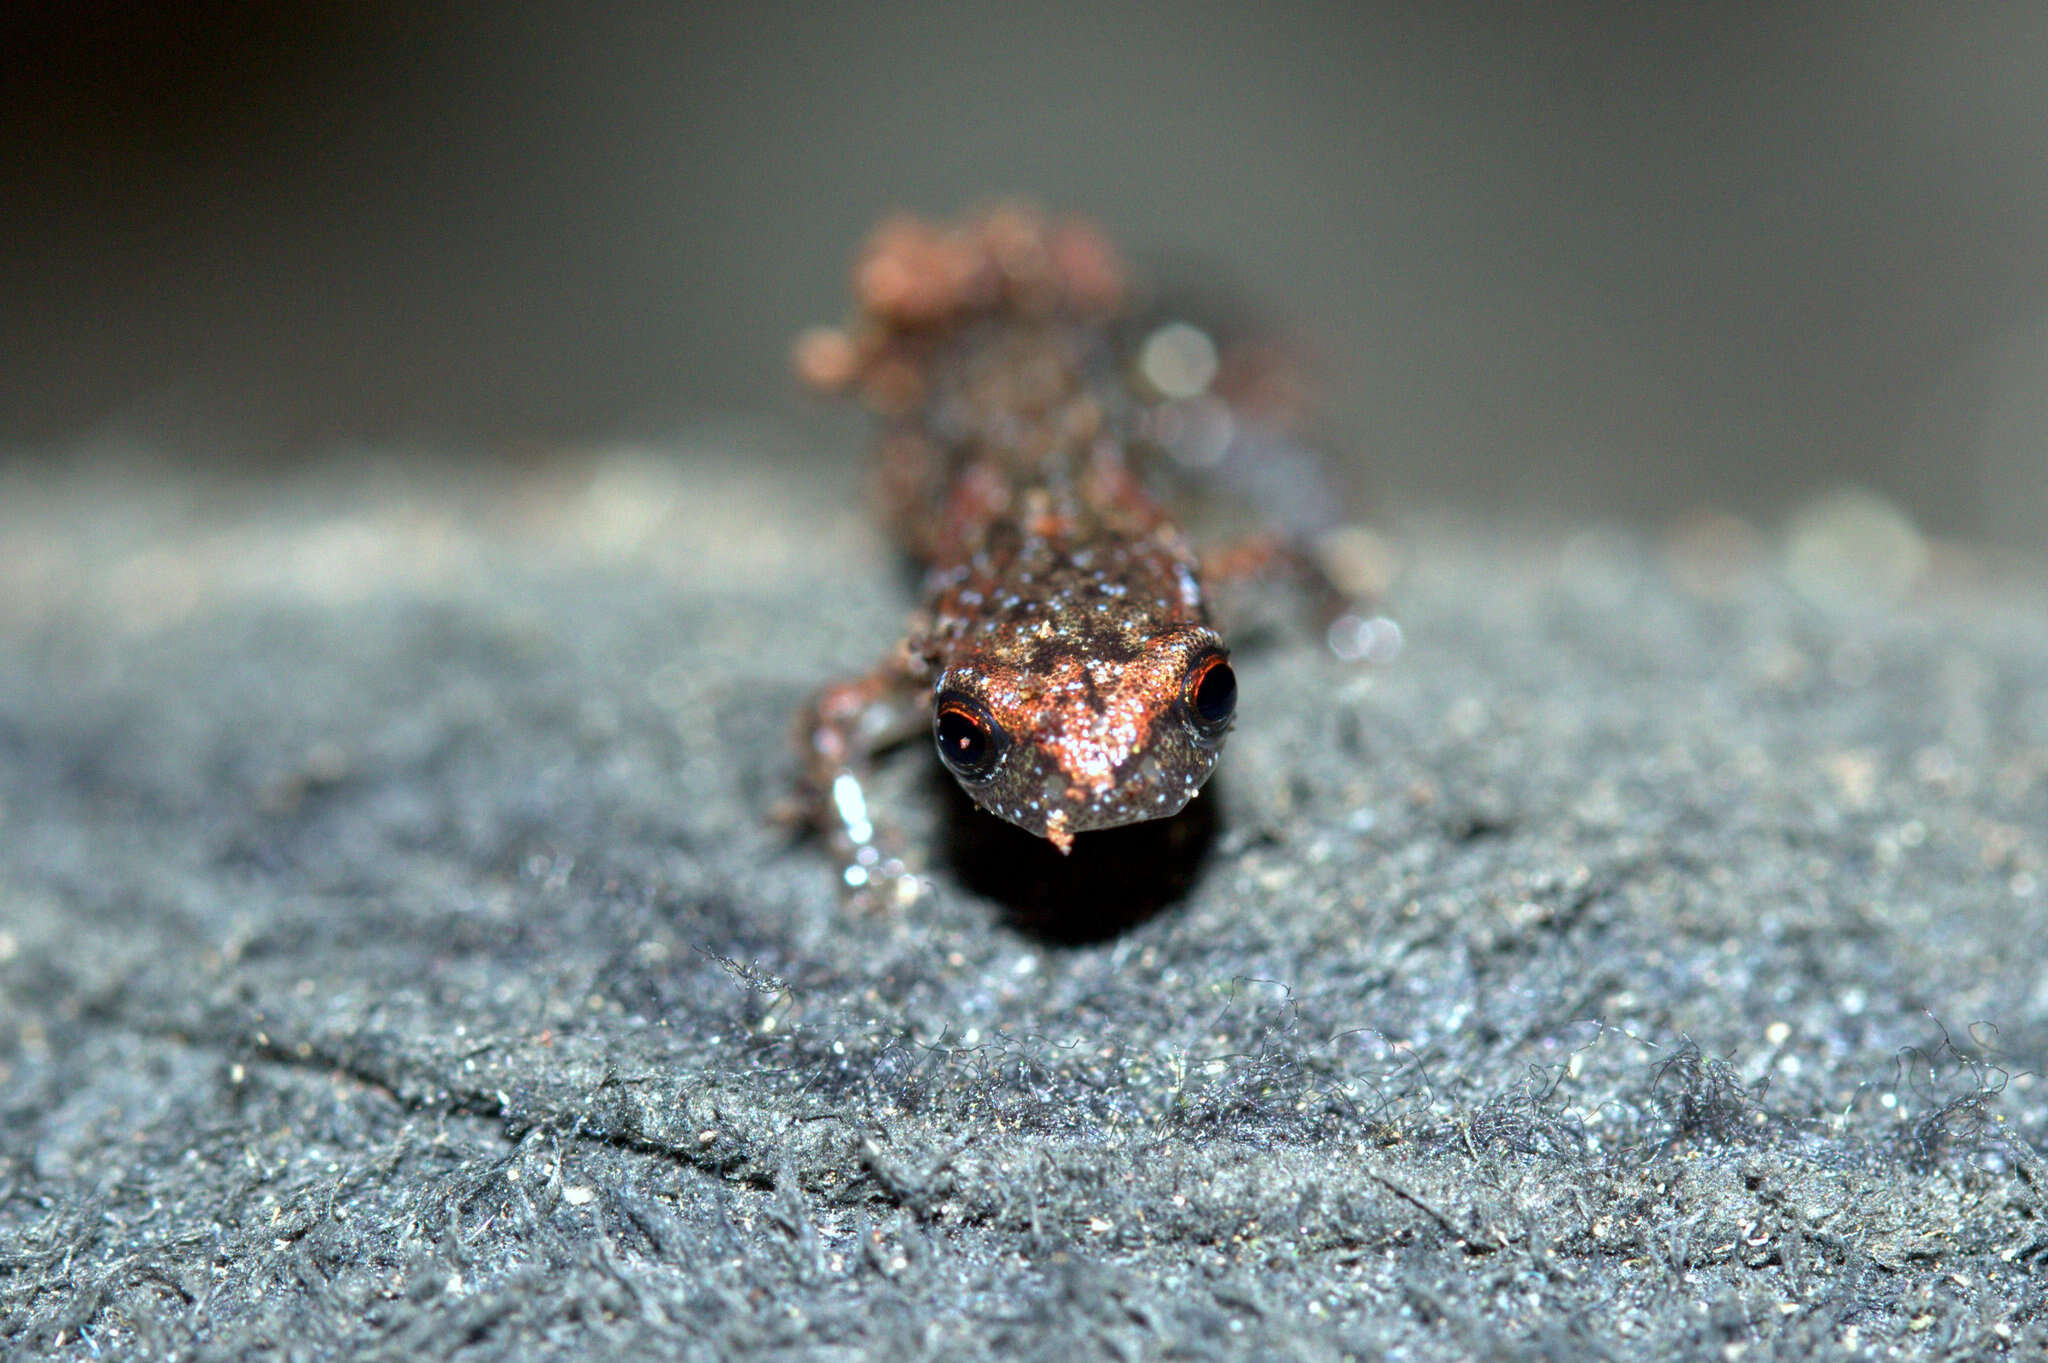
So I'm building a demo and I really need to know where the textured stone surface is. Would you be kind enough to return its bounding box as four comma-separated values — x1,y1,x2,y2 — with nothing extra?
3,443,2046,1359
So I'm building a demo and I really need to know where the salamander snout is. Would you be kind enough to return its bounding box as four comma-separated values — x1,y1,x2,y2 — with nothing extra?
933,640,1235,852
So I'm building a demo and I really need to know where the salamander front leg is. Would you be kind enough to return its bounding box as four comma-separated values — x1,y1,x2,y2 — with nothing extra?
794,653,931,905
1201,531,1403,665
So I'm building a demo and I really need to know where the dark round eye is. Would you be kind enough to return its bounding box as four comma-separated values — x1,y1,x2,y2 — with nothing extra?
1185,652,1236,738
933,691,1006,780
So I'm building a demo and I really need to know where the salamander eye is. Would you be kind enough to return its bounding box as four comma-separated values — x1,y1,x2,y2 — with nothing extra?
1184,651,1236,738
933,691,1006,781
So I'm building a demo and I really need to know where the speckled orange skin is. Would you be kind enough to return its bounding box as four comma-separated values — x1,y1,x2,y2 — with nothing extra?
920,476,1228,850
796,207,1233,890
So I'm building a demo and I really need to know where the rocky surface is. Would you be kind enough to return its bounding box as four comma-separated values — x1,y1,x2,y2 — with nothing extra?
3,441,2045,1359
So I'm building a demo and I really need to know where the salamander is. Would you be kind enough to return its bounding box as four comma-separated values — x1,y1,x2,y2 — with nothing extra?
792,204,1363,901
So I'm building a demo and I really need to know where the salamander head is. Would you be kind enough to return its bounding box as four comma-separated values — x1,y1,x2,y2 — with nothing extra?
930,627,1235,851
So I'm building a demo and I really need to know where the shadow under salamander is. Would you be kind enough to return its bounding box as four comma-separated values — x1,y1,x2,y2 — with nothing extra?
931,764,1219,945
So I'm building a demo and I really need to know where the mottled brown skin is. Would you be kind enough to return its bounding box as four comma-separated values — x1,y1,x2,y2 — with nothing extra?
795,206,1239,897
922,499,1228,851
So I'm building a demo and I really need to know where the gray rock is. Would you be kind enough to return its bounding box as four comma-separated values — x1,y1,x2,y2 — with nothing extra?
3,444,2045,1360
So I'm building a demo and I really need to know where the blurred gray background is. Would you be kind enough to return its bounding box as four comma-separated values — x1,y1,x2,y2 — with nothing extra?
5,2,2047,547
